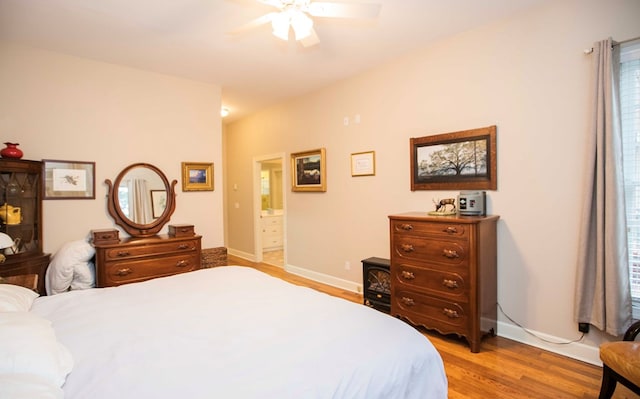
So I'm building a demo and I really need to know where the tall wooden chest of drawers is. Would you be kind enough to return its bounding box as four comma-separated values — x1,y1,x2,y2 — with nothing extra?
389,212,499,352
93,234,202,288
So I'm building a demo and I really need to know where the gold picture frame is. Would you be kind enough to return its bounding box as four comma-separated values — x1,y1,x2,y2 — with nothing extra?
291,148,326,192
351,151,375,177
181,162,214,192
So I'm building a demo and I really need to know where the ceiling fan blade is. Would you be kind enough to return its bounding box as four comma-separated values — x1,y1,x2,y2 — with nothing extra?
306,2,381,19
227,12,278,35
299,28,320,47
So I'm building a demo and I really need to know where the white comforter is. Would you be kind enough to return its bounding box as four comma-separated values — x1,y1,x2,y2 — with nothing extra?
32,266,447,399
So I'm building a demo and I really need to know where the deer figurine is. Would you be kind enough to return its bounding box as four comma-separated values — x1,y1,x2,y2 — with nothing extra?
433,198,456,213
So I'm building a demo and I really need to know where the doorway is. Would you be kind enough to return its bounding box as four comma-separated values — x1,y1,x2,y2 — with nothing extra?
254,154,285,267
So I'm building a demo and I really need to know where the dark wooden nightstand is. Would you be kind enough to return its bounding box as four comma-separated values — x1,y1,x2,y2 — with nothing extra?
0,273,38,292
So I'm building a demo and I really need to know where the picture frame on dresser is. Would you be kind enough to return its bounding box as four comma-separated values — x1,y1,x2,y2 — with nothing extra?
291,148,326,192
410,125,497,191
42,159,96,199
150,189,167,219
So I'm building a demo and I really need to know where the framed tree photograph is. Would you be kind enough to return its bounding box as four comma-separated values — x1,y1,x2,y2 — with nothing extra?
291,148,326,192
43,159,96,199
410,125,497,191
181,162,214,192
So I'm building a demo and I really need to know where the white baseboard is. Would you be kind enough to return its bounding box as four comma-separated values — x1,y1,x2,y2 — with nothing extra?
227,248,257,262
285,263,363,294
497,321,601,366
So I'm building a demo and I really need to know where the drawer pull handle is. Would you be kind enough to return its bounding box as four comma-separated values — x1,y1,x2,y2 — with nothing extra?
100,234,113,239
443,279,459,289
443,226,458,234
401,244,415,253
177,244,190,250
176,260,190,268
442,249,459,259
401,270,415,280
399,224,413,231
376,294,382,299
443,308,460,318
401,297,415,306
116,251,130,257
115,268,132,276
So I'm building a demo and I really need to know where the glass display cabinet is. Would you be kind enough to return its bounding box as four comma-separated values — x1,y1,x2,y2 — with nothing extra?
0,159,49,294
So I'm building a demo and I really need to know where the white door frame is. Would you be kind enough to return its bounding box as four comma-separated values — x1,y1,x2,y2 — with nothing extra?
253,153,286,264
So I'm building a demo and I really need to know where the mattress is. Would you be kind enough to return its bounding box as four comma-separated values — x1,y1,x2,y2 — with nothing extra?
31,266,447,398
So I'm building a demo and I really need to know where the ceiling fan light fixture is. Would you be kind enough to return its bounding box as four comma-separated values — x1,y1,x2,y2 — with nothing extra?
291,11,313,40
271,12,291,41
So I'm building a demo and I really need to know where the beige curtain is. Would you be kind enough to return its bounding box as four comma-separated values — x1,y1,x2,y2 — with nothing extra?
128,178,152,225
574,38,632,336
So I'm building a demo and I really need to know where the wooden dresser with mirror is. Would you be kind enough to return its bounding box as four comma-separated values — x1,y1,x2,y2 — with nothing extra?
92,163,201,288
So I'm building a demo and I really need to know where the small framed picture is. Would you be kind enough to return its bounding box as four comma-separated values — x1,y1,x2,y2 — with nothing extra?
150,189,167,218
43,159,95,199
351,151,375,177
291,148,326,192
181,162,214,192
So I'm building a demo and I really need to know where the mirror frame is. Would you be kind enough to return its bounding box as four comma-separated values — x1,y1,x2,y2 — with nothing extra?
105,163,177,237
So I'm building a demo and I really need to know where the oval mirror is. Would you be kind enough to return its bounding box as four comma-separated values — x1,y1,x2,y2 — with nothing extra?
105,163,177,237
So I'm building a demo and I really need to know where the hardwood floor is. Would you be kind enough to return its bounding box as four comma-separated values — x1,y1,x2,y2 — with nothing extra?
227,255,637,398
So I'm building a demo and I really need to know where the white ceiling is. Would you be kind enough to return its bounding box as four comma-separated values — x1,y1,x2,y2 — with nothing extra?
0,0,553,122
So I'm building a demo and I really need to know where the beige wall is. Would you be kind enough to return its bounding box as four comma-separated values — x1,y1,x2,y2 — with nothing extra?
225,0,640,364
0,42,224,253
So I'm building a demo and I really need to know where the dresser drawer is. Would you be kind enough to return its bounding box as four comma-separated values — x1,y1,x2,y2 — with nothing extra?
262,224,282,235
261,216,282,227
103,253,200,285
394,263,468,299
392,289,469,332
263,234,283,248
104,239,199,260
391,220,468,239
391,235,468,267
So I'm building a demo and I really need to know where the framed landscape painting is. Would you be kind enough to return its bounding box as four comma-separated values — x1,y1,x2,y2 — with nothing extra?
410,125,497,191
291,148,326,192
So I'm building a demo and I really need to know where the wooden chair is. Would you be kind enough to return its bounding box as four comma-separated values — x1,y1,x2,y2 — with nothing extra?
0,273,38,292
598,320,640,399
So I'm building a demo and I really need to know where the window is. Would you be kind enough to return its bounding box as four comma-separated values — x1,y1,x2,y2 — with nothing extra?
621,39,640,316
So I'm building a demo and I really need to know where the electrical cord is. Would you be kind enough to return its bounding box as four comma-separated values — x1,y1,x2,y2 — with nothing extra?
497,302,585,345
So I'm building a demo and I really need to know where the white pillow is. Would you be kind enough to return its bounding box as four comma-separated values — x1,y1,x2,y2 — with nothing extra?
0,284,39,312
70,260,95,290
46,239,95,295
0,312,73,387
0,374,64,399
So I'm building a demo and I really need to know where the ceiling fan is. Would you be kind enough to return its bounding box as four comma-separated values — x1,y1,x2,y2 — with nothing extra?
229,0,381,47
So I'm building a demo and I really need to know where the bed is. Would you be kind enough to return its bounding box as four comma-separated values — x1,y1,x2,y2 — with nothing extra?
1,266,447,398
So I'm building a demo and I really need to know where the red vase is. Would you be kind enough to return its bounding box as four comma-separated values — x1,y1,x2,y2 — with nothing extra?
0,143,23,159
